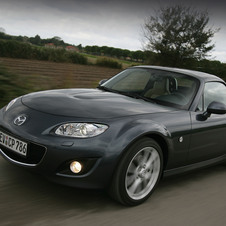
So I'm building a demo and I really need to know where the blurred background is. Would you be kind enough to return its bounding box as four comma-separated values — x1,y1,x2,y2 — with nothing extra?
1,0,226,108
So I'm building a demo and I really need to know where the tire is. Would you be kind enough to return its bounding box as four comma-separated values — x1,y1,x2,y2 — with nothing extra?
109,137,163,206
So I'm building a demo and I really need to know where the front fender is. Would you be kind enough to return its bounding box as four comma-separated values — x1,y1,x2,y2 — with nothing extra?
106,117,172,163
106,111,191,171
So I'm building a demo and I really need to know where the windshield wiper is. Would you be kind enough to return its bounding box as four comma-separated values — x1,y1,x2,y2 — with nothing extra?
98,86,114,92
98,86,155,103
97,86,122,95
119,91,156,103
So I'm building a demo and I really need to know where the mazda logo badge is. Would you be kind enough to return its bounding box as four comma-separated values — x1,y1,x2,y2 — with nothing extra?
14,115,27,126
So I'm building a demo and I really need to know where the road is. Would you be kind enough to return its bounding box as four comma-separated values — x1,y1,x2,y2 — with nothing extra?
0,156,226,226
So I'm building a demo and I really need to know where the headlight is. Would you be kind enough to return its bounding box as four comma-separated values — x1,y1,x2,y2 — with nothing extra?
55,123,108,138
5,97,18,111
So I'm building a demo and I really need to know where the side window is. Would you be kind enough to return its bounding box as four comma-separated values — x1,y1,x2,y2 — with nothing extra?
203,82,226,111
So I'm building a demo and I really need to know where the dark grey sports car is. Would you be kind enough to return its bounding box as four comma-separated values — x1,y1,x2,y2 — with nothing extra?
1,65,226,206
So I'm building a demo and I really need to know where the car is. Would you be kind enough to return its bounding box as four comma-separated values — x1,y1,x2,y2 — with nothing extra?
1,65,226,206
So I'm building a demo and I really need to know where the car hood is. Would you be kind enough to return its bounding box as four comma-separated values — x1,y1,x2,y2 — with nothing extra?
21,89,173,119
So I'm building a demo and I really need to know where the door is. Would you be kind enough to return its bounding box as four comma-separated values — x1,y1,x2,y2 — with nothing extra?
189,82,226,164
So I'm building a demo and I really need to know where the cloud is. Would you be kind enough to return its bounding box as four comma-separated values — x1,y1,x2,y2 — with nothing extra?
0,0,225,61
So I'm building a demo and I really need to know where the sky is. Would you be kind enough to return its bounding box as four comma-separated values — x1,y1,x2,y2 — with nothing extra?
0,0,226,62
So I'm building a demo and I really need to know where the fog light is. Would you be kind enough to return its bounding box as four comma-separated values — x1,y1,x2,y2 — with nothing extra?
70,161,82,174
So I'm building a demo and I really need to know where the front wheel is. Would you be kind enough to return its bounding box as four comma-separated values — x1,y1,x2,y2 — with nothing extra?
109,138,163,206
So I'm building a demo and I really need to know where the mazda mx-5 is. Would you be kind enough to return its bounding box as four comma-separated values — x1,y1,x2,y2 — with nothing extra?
1,66,226,206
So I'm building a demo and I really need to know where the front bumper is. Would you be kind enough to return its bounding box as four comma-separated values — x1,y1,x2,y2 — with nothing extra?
0,133,116,189
0,104,120,189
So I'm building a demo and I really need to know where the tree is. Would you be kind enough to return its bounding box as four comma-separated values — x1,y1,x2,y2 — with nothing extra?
121,49,131,59
142,5,219,67
131,50,145,62
50,36,64,46
29,35,41,45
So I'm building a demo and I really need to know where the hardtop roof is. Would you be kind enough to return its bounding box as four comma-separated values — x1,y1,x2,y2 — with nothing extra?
134,65,224,83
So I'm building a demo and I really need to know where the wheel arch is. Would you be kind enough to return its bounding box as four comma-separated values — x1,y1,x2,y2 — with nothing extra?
118,132,169,171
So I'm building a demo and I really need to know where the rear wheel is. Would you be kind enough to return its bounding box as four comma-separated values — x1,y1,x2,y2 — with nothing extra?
110,138,163,206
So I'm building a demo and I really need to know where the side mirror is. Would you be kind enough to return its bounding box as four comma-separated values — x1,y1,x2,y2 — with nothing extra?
203,101,226,118
98,79,108,86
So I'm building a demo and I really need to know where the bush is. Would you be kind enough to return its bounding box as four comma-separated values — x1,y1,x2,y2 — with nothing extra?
0,39,88,65
67,52,88,64
0,40,32,58
194,60,226,80
44,48,68,62
96,57,122,69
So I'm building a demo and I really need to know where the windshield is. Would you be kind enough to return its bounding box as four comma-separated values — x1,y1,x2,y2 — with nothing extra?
100,67,199,109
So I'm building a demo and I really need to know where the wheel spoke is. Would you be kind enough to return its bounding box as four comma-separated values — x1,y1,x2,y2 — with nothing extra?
127,162,137,175
148,169,157,185
132,157,140,167
128,178,141,194
140,149,150,165
126,174,135,187
146,150,159,169
142,178,149,190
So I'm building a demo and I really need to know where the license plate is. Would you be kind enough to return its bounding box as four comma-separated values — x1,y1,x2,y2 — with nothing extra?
0,130,28,157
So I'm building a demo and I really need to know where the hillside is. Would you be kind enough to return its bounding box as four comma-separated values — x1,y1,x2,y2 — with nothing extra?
0,57,121,91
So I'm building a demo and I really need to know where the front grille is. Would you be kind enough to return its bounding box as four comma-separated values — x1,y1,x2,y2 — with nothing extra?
0,127,46,165
0,142,46,165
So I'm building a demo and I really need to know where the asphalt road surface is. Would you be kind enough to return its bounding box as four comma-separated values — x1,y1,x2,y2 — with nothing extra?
1,156,226,226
